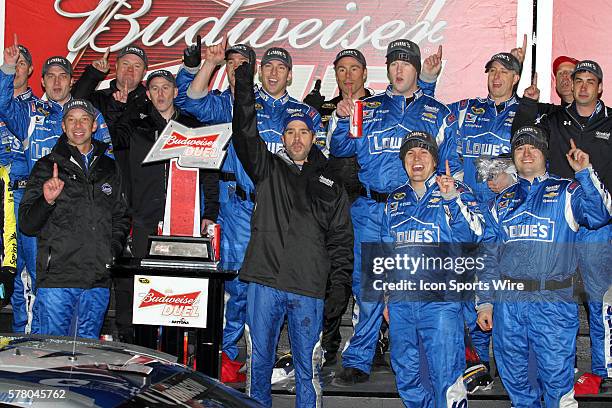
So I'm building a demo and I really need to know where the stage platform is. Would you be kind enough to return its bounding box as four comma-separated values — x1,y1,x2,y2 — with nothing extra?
2,295,611,407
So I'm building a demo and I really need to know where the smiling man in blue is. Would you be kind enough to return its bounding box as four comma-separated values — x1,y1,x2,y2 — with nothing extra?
329,38,461,385
477,125,612,407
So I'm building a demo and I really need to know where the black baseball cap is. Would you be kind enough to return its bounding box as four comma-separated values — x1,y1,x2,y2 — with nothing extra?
511,126,548,157
42,56,73,76
386,39,421,73
485,52,521,73
63,98,96,118
333,49,367,68
117,45,148,67
399,131,438,162
261,47,292,69
572,60,603,82
17,45,32,66
146,69,176,88
225,44,256,64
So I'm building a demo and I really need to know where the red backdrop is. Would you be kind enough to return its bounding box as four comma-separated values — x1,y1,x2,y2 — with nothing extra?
3,0,519,102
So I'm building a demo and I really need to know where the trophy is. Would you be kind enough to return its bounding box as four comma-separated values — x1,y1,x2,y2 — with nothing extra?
141,120,232,268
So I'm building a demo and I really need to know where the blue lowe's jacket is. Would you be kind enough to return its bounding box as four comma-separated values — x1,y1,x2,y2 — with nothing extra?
0,88,37,184
329,86,461,194
380,175,483,301
382,175,484,244
477,168,612,306
448,95,518,204
0,67,113,174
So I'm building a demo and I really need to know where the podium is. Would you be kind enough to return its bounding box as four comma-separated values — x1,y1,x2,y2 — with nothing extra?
112,258,236,378
114,120,234,378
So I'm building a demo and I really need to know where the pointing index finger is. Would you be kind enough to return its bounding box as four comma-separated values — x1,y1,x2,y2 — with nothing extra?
13,33,18,47
445,160,451,177
521,33,527,53
569,138,577,150
53,162,58,178
196,34,202,47
437,44,442,58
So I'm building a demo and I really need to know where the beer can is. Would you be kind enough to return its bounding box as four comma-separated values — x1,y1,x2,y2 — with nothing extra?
207,223,221,261
100,334,114,341
349,100,364,138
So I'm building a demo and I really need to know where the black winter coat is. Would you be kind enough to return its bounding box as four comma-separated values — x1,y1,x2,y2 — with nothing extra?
312,91,373,203
512,98,612,191
232,63,353,299
19,136,130,289
72,65,149,136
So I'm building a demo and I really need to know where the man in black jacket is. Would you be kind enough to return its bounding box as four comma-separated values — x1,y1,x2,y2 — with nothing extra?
72,45,149,131
19,99,129,339
110,69,219,343
303,49,369,368
232,61,353,407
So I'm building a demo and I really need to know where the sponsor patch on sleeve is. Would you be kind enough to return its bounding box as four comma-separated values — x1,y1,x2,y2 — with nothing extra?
567,180,580,194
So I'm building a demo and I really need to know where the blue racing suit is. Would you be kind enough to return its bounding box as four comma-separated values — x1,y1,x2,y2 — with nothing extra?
478,168,612,407
178,68,325,361
0,65,113,334
577,223,612,378
449,95,517,204
448,95,518,366
381,174,482,407
0,87,38,333
328,85,461,374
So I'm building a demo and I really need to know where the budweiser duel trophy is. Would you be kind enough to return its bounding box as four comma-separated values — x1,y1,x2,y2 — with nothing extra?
141,120,231,267
119,120,231,379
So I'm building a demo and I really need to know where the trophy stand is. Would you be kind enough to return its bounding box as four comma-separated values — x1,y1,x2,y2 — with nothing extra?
113,121,233,378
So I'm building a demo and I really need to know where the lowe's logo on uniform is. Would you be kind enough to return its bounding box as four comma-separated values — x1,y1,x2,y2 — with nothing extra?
368,132,402,154
393,217,440,246
462,132,510,158
502,212,555,243
265,141,283,153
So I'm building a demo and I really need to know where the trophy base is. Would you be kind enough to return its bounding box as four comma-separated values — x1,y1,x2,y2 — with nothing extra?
147,235,214,261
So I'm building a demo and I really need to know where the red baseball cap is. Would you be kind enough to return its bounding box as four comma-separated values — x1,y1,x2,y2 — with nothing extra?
574,372,602,395
553,56,579,74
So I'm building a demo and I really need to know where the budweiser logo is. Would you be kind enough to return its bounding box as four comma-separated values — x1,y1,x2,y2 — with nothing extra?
162,132,217,150
55,0,446,56
139,288,201,308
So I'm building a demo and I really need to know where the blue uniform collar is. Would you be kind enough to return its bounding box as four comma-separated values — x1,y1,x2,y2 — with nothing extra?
385,85,423,100
257,86,290,107
486,94,518,111
406,173,438,197
81,145,95,170
16,87,33,101
52,96,72,113
518,172,549,188
385,85,423,109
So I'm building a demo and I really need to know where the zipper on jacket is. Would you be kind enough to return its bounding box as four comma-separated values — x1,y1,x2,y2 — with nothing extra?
46,246,52,272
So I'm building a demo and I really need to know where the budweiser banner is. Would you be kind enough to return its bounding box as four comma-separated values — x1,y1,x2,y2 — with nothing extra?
2,0,526,103
133,275,209,328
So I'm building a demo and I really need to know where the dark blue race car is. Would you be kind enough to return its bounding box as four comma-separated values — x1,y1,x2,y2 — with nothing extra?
0,334,263,407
